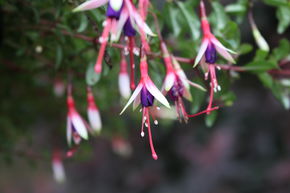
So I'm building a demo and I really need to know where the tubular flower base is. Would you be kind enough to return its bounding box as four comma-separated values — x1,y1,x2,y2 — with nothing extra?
120,53,170,160
119,52,131,99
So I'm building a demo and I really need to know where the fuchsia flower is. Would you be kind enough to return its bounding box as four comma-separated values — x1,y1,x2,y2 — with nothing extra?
66,86,88,146
119,52,131,99
120,52,170,160
161,43,217,122
194,0,236,112
52,150,66,183
73,0,154,74
87,87,102,134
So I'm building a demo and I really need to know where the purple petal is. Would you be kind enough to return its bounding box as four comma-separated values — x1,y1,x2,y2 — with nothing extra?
123,19,136,37
141,87,154,107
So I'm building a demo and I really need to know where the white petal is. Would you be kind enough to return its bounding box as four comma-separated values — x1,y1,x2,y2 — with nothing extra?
176,70,190,89
109,0,123,11
186,80,207,91
119,73,131,99
71,113,88,140
183,87,192,101
164,72,175,91
110,19,118,42
133,92,141,110
88,109,102,133
145,79,170,109
194,39,209,67
120,83,143,115
52,160,66,183
124,0,155,36
211,37,237,54
115,7,129,39
73,0,109,12
133,12,155,36
66,117,72,146
214,43,236,64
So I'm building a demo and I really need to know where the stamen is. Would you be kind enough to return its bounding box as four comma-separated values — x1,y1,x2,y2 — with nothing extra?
124,47,129,55
145,110,158,160
141,107,146,138
141,131,145,137
154,120,158,125
133,48,140,56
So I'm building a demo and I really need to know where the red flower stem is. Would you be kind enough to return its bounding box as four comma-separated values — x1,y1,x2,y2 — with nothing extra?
94,18,112,73
128,36,136,90
187,106,219,118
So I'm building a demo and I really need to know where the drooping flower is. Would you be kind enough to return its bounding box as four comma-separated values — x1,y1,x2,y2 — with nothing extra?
73,0,154,74
120,52,170,160
119,52,131,99
87,87,102,134
194,0,236,112
66,86,88,146
52,150,66,183
194,1,236,68
161,43,217,122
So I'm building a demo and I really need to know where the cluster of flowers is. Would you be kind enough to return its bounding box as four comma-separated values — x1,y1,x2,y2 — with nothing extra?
67,0,236,160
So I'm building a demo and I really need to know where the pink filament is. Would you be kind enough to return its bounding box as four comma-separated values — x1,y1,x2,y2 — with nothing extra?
143,108,158,160
206,65,218,113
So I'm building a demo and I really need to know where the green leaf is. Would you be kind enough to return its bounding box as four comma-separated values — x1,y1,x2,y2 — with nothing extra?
211,2,229,31
176,2,200,40
239,43,253,55
169,7,181,37
258,72,273,88
86,63,101,86
221,92,236,106
225,4,246,14
263,0,290,7
277,6,290,34
253,50,269,61
205,110,218,128
272,39,290,61
244,61,277,72
77,14,89,33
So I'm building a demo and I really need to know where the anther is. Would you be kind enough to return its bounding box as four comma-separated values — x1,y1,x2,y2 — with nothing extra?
141,131,145,137
154,120,158,125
